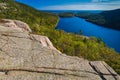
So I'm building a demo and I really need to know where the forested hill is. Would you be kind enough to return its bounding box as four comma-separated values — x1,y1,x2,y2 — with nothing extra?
77,9,120,30
0,0,59,33
99,9,120,30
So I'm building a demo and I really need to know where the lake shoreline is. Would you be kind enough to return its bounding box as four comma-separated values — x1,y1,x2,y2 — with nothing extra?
59,16,120,31
56,17,120,53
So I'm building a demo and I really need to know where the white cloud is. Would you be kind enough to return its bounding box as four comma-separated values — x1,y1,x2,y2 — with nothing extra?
39,0,120,10
92,0,115,3
40,4,120,10
92,0,101,2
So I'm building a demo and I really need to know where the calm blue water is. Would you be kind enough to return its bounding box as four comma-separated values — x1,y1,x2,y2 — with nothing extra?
56,17,120,53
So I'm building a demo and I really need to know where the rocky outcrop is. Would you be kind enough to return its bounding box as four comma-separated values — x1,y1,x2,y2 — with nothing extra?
0,19,119,80
0,19,32,32
0,3,7,9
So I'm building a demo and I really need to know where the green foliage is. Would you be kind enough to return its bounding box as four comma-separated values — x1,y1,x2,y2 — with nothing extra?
0,0,59,32
79,29,83,35
1,0,120,74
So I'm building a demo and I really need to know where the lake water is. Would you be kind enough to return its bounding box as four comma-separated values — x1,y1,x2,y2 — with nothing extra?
56,17,120,53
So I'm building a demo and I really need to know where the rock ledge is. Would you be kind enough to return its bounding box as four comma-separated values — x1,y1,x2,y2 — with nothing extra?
0,19,119,80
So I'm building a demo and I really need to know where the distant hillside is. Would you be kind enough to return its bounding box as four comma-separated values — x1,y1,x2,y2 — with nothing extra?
77,9,120,30
0,0,59,33
99,9,120,30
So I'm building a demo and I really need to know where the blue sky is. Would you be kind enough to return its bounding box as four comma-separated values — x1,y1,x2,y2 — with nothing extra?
16,0,120,10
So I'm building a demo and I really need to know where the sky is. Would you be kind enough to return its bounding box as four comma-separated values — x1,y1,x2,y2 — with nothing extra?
16,0,120,10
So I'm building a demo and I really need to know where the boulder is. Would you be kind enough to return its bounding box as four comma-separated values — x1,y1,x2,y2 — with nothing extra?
0,19,119,80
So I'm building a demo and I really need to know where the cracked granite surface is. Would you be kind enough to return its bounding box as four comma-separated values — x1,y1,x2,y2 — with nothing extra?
0,19,119,80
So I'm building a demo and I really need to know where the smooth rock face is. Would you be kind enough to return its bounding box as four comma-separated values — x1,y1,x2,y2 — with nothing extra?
0,19,119,80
